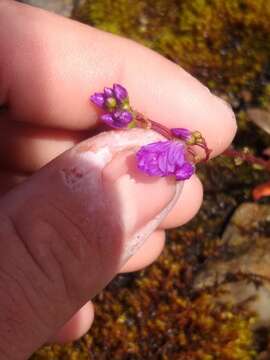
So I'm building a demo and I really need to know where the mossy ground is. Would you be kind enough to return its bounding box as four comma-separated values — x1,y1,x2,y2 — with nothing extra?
73,0,270,99
33,0,270,358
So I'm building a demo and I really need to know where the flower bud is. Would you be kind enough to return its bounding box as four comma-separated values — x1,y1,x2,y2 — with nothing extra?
113,84,128,102
171,128,192,141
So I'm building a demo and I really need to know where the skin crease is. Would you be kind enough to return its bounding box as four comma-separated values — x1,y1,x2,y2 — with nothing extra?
0,0,237,352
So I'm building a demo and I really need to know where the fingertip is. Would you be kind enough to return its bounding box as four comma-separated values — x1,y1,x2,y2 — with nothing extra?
123,45,237,157
205,94,237,157
48,301,94,344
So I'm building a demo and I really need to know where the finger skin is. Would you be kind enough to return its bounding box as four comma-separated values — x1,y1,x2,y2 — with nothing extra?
0,129,180,359
49,301,94,344
121,176,203,272
0,171,27,196
0,1,236,159
120,230,165,273
0,119,86,173
52,177,202,341
0,173,202,274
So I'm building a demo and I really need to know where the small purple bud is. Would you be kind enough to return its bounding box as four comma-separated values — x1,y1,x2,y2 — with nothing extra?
101,113,114,126
103,87,114,98
171,128,192,141
100,110,133,129
90,93,105,108
113,83,128,102
116,110,133,126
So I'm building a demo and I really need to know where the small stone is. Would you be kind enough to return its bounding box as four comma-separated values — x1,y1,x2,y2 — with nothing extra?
247,108,270,135
194,203,270,328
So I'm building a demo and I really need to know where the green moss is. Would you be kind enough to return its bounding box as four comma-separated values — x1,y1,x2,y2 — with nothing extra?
33,244,256,359
73,0,270,97
73,0,270,150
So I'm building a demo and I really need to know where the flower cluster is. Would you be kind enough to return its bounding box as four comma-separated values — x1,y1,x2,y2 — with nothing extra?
90,84,134,128
136,141,195,180
90,84,211,181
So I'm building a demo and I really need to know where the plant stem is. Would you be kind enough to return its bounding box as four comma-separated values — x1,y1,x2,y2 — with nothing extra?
223,148,270,172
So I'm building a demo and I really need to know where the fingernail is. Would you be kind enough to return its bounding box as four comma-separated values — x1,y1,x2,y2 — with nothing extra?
103,148,183,264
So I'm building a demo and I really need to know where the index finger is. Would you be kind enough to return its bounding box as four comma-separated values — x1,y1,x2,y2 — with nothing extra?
0,1,236,156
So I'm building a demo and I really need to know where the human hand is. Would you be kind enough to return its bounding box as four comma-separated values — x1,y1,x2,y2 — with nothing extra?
0,1,236,358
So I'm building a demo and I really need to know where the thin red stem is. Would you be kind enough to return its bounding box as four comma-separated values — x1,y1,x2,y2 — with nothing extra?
134,111,173,139
148,119,173,140
133,110,212,164
223,148,270,172
196,141,212,162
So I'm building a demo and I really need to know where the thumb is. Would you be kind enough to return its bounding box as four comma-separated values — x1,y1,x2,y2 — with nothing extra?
0,128,181,359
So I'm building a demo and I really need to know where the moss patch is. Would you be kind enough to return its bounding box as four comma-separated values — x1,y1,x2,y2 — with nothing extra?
73,0,270,99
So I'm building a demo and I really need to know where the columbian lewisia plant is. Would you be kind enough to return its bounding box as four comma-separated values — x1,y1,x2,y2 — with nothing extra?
90,84,211,180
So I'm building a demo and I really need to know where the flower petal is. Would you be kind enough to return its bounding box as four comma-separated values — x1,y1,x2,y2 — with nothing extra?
90,93,105,108
167,142,185,166
113,83,128,102
101,113,114,126
116,110,133,125
175,162,195,180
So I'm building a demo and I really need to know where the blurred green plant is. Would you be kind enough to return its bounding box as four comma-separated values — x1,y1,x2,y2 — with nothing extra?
74,0,270,99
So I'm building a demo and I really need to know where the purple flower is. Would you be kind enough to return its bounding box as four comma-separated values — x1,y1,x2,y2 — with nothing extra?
90,84,129,111
175,162,195,180
171,128,192,141
136,141,195,180
101,110,133,128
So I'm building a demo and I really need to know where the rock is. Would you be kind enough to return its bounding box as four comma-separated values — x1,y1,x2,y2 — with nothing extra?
247,108,270,135
19,0,74,17
194,202,270,328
